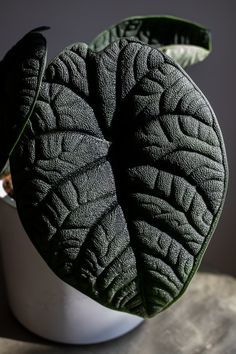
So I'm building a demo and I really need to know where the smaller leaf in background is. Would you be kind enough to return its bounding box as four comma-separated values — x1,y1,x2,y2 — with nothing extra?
0,26,49,174
89,15,211,68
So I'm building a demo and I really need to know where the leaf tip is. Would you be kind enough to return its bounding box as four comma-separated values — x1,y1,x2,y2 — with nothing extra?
30,26,51,34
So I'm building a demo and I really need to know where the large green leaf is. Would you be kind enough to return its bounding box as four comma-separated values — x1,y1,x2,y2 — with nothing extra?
10,38,227,318
89,16,211,68
0,27,48,175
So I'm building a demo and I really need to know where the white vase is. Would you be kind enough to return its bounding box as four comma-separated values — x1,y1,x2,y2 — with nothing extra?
0,182,143,344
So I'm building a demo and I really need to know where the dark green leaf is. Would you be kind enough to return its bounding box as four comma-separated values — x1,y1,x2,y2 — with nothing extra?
10,38,227,318
0,27,48,174
89,15,211,68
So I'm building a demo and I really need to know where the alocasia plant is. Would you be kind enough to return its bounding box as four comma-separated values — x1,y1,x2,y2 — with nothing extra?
0,16,228,318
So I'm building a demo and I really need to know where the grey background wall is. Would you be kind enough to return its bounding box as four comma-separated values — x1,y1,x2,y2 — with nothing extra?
0,0,235,275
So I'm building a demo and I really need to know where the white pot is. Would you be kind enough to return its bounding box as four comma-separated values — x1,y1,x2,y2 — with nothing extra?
0,182,143,344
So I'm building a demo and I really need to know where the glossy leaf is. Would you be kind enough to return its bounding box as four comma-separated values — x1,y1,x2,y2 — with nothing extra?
10,38,227,318
89,16,211,68
0,27,48,174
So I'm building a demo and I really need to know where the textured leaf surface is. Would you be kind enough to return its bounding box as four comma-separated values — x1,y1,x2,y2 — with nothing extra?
0,27,48,174
10,38,227,318
89,16,211,68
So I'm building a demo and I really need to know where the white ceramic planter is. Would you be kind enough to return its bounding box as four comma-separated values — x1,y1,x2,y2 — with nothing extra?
0,182,143,344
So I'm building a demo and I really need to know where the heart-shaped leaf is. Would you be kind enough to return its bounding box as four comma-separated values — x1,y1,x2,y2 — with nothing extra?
10,38,227,318
0,27,48,175
89,16,211,68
